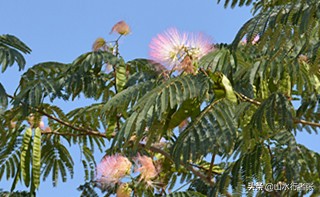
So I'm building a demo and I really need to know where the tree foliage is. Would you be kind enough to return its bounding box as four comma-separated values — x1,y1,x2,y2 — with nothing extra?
0,0,319,196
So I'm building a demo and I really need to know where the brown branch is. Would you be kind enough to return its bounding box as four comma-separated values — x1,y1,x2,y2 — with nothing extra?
184,164,215,187
294,119,320,128
237,93,261,105
41,129,93,137
7,94,107,138
37,108,106,138
188,163,222,175
41,129,214,186
39,121,212,185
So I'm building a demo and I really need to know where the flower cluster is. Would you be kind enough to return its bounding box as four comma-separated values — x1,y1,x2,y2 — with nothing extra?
92,21,131,52
134,154,158,185
149,28,214,73
95,154,132,189
95,153,159,194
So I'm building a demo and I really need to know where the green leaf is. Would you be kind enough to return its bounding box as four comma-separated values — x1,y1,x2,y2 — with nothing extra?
65,51,117,100
41,140,74,187
200,47,235,75
77,182,99,197
166,191,206,197
217,0,254,8
167,99,201,130
172,99,237,165
125,58,166,87
0,34,31,72
10,166,21,192
115,60,127,92
13,62,69,109
112,73,209,148
101,79,155,121
0,34,31,54
208,71,237,103
261,146,272,183
251,93,294,132
0,83,8,110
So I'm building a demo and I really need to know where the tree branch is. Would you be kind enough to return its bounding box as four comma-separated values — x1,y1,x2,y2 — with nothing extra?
294,119,320,128
41,129,93,137
237,93,261,105
41,127,215,186
37,108,106,138
7,94,107,138
207,154,215,180
237,92,320,128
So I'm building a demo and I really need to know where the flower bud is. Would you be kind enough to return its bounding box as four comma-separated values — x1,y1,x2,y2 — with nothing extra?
92,37,106,51
110,21,131,35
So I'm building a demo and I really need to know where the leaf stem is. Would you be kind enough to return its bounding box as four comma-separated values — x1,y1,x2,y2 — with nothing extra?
207,154,215,180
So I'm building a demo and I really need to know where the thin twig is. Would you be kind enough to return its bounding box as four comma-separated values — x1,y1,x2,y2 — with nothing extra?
208,154,215,180
189,163,221,175
41,129,92,137
7,94,107,138
236,93,320,128
237,92,261,105
294,119,320,128
38,109,106,137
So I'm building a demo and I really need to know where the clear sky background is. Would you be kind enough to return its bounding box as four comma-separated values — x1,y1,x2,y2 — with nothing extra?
0,0,319,196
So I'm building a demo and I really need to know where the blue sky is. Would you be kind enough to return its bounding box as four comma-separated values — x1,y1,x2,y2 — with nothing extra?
0,0,319,196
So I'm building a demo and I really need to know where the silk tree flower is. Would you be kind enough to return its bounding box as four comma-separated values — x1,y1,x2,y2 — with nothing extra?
252,35,260,44
110,20,131,35
149,28,213,72
241,35,260,45
27,114,46,129
134,154,158,185
95,154,132,188
39,120,45,130
92,37,107,51
149,28,188,69
187,32,213,60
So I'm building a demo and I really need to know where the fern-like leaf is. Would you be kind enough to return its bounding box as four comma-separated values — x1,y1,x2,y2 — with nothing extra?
251,93,294,132
0,34,31,72
112,73,209,149
172,99,237,165
41,140,74,187
77,182,99,197
0,83,8,111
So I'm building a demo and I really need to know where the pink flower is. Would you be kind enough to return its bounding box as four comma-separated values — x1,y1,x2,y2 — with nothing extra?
92,37,107,51
241,35,260,45
95,154,132,188
110,21,131,35
149,28,213,71
149,28,187,69
187,32,213,59
134,154,158,184
39,120,45,130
